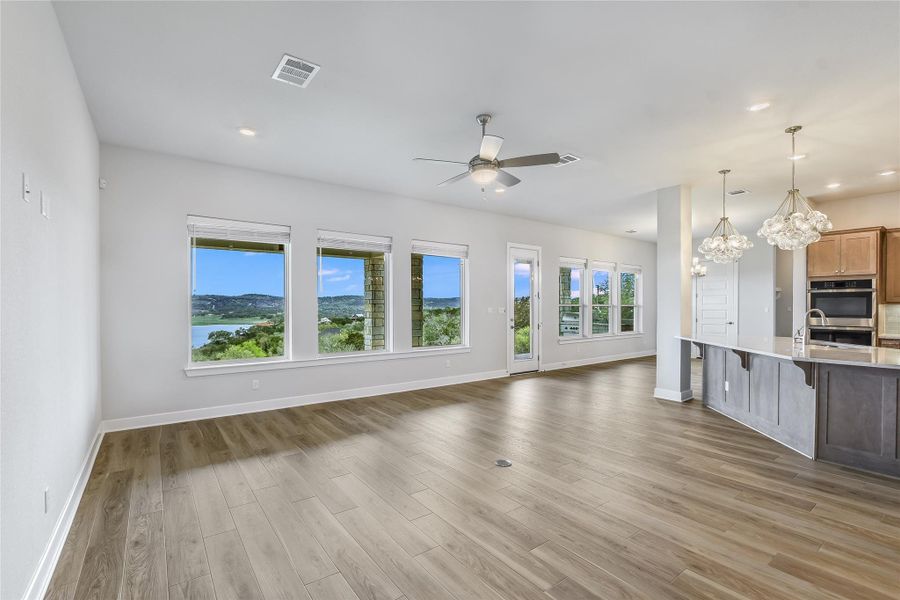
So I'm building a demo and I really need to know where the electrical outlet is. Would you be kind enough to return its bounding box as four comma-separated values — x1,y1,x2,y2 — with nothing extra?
251,379,260,390
22,173,31,202
725,381,730,393
445,359,451,368
40,191,50,219
43,488,49,514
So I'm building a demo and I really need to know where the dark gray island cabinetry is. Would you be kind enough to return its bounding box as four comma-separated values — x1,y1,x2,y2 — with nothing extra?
684,336,900,478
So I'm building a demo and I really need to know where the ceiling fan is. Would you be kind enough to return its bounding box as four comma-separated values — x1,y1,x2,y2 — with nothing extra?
414,114,560,190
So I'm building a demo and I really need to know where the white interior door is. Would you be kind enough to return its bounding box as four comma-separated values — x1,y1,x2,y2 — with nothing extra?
508,244,541,374
694,260,739,344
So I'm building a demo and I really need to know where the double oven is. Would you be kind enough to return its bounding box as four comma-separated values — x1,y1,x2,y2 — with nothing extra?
807,278,877,346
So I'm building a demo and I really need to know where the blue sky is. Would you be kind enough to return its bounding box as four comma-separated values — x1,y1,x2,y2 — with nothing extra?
317,254,462,297
318,256,364,296
194,249,463,298
193,248,284,296
514,261,532,298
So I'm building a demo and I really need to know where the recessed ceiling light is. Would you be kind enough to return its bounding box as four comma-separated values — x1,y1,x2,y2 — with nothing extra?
788,154,806,161
238,127,257,137
747,102,771,112
625,229,637,234
826,182,841,189
879,169,897,176
495,188,506,193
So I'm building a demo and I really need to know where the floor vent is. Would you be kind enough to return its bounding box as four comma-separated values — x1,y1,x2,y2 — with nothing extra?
554,153,581,167
727,189,749,196
271,54,320,88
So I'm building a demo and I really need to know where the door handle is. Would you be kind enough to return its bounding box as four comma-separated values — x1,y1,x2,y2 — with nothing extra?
726,321,735,325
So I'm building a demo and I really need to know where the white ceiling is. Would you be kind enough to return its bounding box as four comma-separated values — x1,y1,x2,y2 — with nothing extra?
54,1,900,241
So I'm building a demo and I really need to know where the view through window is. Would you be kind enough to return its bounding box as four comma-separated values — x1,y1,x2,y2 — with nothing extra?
514,260,533,357
317,231,390,354
591,266,612,335
620,269,640,332
190,220,288,363
559,265,582,337
412,254,463,347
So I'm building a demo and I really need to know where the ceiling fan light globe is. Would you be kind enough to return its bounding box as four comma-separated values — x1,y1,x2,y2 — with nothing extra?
470,165,498,185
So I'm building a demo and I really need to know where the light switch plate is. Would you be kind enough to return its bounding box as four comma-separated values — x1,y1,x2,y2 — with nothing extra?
40,191,49,218
22,173,31,202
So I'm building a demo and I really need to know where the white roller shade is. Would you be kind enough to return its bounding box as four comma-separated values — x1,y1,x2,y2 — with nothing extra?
317,229,392,253
188,215,290,245
411,239,468,259
559,257,587,269
591,260,615,272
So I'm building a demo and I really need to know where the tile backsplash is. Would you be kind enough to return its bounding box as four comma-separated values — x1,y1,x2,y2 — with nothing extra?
881,304,900,335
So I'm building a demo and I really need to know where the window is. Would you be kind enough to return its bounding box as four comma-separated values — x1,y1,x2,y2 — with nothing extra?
619,266,642,333
591,263,614,335
559,259,585,337
411,240,468,348
189,216,290,363
317,230,391,354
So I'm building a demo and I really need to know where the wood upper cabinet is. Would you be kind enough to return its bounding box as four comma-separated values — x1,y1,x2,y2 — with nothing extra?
840,230,879,275
886,229,900,302
807,228,881,278
807,235,842,277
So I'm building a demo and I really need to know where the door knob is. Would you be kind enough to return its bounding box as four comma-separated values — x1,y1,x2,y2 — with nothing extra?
726,321,735,325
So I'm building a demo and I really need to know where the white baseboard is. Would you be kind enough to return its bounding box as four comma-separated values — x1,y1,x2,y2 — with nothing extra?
23,423,104,600
542,350,656,372
653,387,694,402
103,369,509,432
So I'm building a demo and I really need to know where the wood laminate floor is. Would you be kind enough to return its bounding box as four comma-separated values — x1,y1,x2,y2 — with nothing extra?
46,357,900,600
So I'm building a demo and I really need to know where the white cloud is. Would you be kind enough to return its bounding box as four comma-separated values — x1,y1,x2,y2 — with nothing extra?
318,267,340,276
327,274,351,282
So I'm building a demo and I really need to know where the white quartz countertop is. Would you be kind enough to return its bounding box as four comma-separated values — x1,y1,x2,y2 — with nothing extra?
679,335,900,370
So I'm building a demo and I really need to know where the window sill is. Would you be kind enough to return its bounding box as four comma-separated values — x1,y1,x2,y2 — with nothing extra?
184,346,471,377
558,333,644,345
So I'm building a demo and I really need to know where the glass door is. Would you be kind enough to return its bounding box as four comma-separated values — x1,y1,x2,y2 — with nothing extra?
508,245,541,374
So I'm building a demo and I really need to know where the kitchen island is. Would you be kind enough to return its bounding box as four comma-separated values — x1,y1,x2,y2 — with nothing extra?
682,335,900,477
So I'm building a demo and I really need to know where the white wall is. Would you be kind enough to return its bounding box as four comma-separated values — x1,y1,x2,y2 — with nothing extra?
775,248,793,337
1,3,101,598
813,190,900,230
737,241,776,339
99,145,657,422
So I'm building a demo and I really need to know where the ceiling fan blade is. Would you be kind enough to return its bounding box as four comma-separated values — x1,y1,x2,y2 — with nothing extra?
437,171,471,187
414,158,468,165
498,153,561,168
479,135,504,161
495,170,521,188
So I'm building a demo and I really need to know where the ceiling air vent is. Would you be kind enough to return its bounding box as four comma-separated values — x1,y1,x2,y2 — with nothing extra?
271,54,320,88
727,189,749,196
553,153,581,167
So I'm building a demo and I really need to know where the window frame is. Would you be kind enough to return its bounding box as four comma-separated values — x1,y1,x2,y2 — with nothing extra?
186,215,292,367
410,240,470,350
589,261,616,338
558,258,587,339
316,229,393,357
618,264,643,334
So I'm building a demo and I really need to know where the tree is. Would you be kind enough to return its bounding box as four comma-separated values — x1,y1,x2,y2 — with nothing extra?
422,308,461,346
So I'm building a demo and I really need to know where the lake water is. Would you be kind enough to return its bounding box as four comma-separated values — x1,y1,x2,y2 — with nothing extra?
192,324,253,348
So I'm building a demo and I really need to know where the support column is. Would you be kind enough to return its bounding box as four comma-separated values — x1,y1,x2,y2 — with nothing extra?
364,254,386,351
410,254,424,347
655,185,694,402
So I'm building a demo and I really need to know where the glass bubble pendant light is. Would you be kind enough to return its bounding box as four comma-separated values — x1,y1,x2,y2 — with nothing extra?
698,169,753,263
757,125,832,250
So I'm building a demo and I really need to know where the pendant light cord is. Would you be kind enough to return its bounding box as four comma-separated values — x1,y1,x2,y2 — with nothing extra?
722,170,726,218
791,130,796,190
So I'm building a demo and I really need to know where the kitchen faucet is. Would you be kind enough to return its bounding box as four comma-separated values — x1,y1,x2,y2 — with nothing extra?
794,309,828,345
